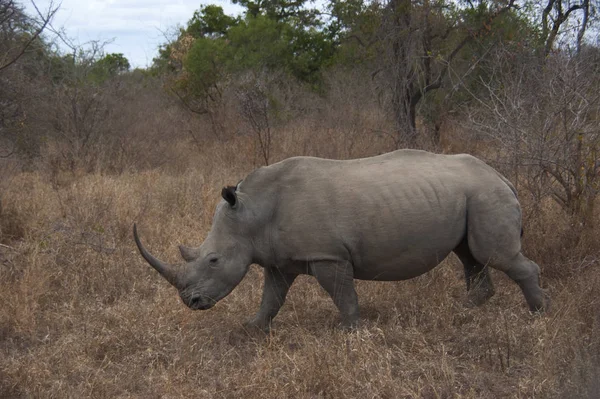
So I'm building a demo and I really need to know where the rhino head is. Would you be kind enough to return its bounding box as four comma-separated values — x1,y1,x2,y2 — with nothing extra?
134,186,254,310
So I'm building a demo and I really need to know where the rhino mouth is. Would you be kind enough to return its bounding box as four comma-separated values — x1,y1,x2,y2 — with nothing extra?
188,295,216,310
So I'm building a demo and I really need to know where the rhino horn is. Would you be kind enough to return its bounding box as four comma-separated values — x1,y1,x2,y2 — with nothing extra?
133,224,181,288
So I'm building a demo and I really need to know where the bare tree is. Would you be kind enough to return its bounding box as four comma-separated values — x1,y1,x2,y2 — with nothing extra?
237,75,273,166
540,0,596,56
374,0,517,147
0,0,59,163
32,40,120,173
0,0,59,72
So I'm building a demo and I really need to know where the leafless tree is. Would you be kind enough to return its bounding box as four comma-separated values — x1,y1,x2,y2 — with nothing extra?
374,0,517,147
0,0,59,72
540,0,597,56
237,75,273,166
0,0,59,163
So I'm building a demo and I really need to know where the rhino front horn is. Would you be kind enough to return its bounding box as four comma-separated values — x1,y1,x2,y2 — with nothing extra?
133,224,181,288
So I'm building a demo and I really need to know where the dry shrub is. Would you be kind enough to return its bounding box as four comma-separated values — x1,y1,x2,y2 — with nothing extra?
38,76,201,177
517,195,596,279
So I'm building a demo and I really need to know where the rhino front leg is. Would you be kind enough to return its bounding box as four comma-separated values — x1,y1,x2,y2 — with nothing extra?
310,261,359,329
245,267,297,332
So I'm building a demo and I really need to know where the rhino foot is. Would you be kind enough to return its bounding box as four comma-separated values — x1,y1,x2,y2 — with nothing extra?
465,285,495,308
243,319,271,335
530,290,551,314
340,319,360,331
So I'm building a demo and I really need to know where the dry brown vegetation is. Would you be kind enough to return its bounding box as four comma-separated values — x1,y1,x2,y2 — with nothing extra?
1,104,599,398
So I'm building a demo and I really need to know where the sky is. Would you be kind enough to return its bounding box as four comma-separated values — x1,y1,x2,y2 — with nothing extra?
24,0,244,68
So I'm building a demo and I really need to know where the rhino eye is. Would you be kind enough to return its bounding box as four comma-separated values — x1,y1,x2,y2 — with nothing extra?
209,257,219,265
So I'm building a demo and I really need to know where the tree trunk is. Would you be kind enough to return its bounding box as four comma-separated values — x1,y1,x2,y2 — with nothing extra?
392,87,418,148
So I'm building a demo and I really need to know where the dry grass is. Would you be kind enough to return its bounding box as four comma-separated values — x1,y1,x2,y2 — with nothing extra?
1,130,599,399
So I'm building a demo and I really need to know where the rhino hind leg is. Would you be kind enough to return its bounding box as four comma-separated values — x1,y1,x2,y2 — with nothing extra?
453,237,495,307
466,197,546,312
502,254,546,312
310,261,359,329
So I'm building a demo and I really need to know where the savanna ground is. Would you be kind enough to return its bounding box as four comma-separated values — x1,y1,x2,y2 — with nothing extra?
1,114,599,399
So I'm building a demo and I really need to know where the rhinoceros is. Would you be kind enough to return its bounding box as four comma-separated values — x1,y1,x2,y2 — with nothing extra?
134,149,545,330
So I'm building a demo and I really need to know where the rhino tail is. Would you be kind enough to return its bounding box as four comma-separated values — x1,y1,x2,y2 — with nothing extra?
496,171,518,199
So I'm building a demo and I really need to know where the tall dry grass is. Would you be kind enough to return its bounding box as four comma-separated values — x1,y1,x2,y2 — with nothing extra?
1,111,599,399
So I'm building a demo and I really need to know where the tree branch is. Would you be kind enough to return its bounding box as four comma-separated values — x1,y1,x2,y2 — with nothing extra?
419,0,516,100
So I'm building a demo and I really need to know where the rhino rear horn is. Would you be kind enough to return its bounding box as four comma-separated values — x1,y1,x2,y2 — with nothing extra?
179,245,199,262
133,224,181,288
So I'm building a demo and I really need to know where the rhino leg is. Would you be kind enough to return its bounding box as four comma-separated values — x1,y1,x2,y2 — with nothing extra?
453,237,495,307
245,267,297,332
310,261,359,329
502,254,546,312
466,197,546,312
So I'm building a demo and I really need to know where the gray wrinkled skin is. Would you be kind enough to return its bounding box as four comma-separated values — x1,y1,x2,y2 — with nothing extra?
134,149,546,330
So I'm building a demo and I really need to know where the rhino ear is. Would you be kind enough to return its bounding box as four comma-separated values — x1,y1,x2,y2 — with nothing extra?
221,186,237,207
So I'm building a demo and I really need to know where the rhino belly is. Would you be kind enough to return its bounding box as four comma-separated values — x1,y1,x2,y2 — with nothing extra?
352,248,453,281
347,217,465,281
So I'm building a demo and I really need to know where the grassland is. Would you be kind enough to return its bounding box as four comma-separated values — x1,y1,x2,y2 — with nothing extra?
1,131,599,398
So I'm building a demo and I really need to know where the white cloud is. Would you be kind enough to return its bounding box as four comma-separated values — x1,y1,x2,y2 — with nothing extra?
25,0,243,68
